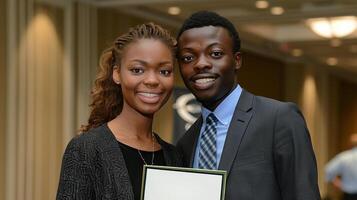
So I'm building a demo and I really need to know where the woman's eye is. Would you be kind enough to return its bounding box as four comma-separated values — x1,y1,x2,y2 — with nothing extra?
160,69,172,76
211,51,223,58
130,68,144,74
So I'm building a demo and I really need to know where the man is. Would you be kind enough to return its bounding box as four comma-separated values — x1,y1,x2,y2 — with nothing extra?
325,133,357,200
176,11,321,200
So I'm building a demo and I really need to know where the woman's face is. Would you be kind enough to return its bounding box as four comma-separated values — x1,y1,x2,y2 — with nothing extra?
113,39,174,116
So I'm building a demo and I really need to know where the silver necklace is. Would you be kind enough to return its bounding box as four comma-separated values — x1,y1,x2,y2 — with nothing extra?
137,133,155,165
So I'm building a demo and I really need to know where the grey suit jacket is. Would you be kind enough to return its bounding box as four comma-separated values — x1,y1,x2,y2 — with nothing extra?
177,90,321,200
57,124,182,200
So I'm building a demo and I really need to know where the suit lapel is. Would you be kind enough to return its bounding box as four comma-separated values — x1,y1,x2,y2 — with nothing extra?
218,90,254,174
187,116,203,167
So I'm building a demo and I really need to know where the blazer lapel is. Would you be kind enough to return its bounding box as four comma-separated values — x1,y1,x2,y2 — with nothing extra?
102,125,135,200
187,116,203,167
218,90,254,174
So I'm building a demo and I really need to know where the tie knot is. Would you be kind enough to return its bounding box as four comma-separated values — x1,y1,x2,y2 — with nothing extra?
206,113,218,126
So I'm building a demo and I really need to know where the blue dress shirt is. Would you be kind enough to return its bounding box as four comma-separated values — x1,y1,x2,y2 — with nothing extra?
193,85,242,169
325,147,357,193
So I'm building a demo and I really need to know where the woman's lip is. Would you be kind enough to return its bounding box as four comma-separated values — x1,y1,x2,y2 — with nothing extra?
137,92,161,104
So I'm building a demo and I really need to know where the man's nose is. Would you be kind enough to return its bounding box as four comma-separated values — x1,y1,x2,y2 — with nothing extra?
194,55,212,71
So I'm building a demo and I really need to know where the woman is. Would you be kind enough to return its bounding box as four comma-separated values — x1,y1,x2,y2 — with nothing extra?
57,23,181,200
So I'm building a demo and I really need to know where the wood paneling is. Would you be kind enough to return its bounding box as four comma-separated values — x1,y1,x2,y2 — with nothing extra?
237,51,285,101
338,79,357,151
0,0,6,199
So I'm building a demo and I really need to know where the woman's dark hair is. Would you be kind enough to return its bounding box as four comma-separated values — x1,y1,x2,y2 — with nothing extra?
80,22,176,132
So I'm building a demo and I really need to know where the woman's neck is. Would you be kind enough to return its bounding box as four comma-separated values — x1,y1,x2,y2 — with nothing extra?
107,104,160,151
111,109,152,138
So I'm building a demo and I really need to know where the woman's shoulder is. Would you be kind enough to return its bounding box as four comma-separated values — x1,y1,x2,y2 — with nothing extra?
71,125,103,142
65,124,111,154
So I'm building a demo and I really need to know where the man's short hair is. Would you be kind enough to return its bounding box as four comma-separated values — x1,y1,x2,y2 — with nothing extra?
177,10,241,53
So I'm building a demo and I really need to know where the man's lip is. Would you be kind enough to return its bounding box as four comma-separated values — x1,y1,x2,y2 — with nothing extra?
190,74,218,90
190,73,218,82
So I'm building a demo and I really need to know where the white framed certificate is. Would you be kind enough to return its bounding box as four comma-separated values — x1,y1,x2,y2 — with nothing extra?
140,165,227,200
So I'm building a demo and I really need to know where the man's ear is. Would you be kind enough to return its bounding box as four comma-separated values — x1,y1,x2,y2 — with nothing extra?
112,65,121,85
234,52,242,71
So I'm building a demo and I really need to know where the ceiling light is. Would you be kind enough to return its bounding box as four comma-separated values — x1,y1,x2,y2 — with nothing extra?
326,57,338,66
168,6,181,15
255,1,269,9
270,6,284,15
291,49,303,57
307,16,357,38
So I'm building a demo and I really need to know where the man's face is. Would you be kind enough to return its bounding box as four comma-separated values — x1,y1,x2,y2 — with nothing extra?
177,26,241,110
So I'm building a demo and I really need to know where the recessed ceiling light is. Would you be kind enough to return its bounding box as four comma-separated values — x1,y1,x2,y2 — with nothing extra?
292,49,303,57
270,6,284,15
255,1,269,9
168,6,181,15
326,57,338,66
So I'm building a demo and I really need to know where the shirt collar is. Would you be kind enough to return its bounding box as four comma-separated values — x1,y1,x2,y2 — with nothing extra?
201,84,242,125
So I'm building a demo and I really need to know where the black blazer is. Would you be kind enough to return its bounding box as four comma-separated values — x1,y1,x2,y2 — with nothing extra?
177,90,321,200
57,124,182,200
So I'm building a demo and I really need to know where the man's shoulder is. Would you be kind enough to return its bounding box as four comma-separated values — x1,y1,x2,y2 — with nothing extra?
238,90,306,126
242,90,298,112
254,94,289,107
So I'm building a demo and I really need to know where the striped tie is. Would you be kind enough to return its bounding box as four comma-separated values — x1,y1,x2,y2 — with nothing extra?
198,113,218,169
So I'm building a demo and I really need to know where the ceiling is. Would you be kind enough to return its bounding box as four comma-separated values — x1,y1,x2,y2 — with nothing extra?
84,0,357,74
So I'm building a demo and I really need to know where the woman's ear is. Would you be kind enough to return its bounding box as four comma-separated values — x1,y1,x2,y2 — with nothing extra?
112,65,121,85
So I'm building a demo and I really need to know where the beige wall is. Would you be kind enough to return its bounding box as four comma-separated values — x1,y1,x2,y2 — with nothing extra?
0,0,6,198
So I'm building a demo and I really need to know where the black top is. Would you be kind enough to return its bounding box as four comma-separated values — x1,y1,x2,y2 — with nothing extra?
118,141,165,200
57,124,182,200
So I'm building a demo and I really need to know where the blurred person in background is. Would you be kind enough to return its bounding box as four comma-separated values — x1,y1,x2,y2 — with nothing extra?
326,133,357,200
57,23,181,200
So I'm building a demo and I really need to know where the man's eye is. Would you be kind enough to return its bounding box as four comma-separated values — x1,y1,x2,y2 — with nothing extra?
130,68,144,74
181,55,194,63
211,51,223,57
